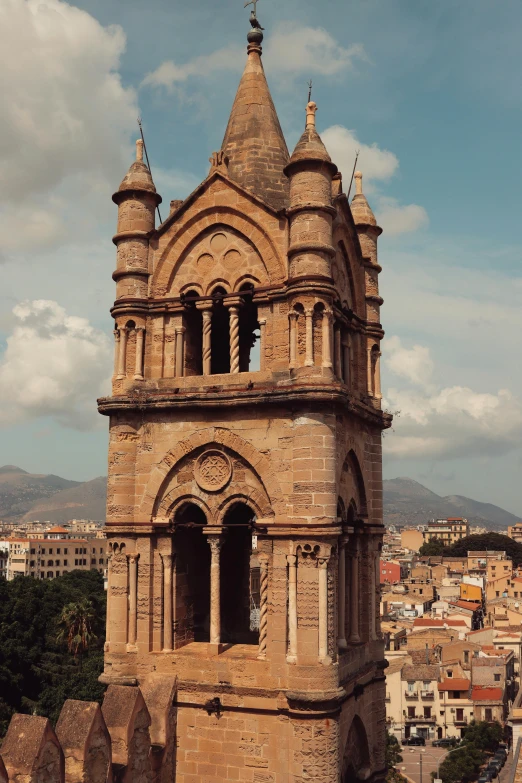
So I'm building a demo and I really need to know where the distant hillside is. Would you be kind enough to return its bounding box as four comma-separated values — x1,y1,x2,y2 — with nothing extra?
20,476,107,524
384,477,521,530
0,466,81,522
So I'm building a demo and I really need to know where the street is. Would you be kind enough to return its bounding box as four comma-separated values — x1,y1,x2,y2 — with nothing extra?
396,745,514,783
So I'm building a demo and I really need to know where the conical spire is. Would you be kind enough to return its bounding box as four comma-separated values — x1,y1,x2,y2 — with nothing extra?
287,102,336,169
351,171,377,226
114,140,159,202
220,27,290,211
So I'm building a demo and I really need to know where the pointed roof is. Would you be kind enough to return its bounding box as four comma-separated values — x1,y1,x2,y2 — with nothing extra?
351,171,377,227
221,30,289,211
287,102,336,170
113,140,161,205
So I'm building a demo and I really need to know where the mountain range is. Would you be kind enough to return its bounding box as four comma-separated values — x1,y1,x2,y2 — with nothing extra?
0,466,519,530
0,465,106,524
384,477,521,530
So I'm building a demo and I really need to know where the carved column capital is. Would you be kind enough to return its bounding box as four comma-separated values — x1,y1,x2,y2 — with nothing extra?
286,554,297,567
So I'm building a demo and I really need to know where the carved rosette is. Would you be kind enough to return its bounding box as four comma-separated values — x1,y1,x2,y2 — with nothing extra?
195,450,232,492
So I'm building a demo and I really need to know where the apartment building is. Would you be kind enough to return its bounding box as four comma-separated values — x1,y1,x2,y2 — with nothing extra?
423,518,469,545
401,665,440,741
508,522,522,543
0,542,8,578
5,537,108,580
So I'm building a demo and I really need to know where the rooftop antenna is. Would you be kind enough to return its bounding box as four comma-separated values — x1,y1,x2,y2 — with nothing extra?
307,80,313,103
137,117,162,224
347,149,360,199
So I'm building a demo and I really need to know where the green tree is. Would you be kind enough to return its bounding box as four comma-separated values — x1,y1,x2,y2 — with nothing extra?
0,570,106,736
445,532,522,566
386,733,407,783
437,744,485,783
419,538,446,556
461,719,503,752
57,598,97,659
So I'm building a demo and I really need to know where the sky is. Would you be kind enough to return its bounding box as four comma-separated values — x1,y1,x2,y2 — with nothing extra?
0,0,521,515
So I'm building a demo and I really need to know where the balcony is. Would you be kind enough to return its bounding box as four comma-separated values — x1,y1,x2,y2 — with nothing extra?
454,717,469,725
405,692,419,700
405,715,436,723
420,691,435,700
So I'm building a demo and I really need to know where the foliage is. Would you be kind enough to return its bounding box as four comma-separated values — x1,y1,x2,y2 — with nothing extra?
445,532,522,566
419,538,446,557
437,744,485,783
461,719,503,752
0,571,106,736
386,734,407,783
57,598,97,659
435,721,503,783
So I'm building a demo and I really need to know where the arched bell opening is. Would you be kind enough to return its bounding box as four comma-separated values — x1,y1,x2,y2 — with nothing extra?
211,286,230,374
174,502,210,645
238,283,260,372
183,289,203,376
221,502,259,646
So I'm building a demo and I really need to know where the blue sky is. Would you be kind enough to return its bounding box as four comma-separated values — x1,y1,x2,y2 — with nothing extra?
0,0,521,516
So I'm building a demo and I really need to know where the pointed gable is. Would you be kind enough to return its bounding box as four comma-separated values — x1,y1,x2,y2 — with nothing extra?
221,33,289,211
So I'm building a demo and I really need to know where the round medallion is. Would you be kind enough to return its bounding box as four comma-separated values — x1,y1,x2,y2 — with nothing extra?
195,450,232,492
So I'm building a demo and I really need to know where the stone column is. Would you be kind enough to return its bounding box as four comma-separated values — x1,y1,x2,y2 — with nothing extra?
367,345,373,396
349,546,360,644
338,539,348,650
322,310,333,369
127,553,139,647
258,318,267,371
113,330,120,377
342,339,351,386
373,547,381,640
117,326,128,380
334,326,342,379
304,308,314,367
289,312,298,368
208,536,223,645
375,350,382,399
134,326,145,380
258,554,269,659
318,555,330,663
161,553,173,651
105,553,113,647
287,554,297,663
202,309,212,375
175,326,185,378
229,305,240,374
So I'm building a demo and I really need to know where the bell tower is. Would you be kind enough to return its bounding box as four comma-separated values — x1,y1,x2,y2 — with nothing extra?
99,16,391,783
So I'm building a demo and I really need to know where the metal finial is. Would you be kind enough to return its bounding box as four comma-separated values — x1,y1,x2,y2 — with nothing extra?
307,80,313,103
244,0,264,30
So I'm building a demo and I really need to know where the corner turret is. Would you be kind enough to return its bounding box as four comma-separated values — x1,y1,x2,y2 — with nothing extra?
284,102,337,282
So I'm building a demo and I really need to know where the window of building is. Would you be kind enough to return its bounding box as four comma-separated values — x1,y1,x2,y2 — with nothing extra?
42,548,46,554
64,548,68,554
424,707,431,718
464,651,469,664
30,548,35,554
74,559,78,566
49,548,53,554
407,682,415,693
75,548,78,555
456,708,464,721
210,287,230,375
485,708,492,721
57,548,61,554
64,560,68,566
407,707,415,718
496,591,500,597
494,673,501,682
422,681,430,692
447,670,453,678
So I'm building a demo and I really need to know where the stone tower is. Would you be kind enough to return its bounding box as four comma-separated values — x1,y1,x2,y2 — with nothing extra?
99,17,391,783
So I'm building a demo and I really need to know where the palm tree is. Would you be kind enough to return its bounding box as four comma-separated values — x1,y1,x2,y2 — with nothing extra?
57,599,97,661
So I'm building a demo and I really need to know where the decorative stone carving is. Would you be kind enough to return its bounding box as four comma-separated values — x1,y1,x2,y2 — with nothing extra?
195,450,232,492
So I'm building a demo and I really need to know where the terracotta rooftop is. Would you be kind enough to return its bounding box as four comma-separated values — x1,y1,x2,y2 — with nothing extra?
47,526,68,533
450,600,482,611
401,665,439,681
413,618,467,628
438,678,471,692
471,686,503,702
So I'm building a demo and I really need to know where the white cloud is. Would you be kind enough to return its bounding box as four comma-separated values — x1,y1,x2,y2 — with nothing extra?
383,337,522,459
384,336,434,390
321,126,428,235
375,196,429,236
142,22,366,91
0,300,111,430
0,0,137,203
321,126,399,184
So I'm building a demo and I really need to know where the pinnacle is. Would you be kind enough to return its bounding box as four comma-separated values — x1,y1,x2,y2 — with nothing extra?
220,42,290,211
351,171,378,227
